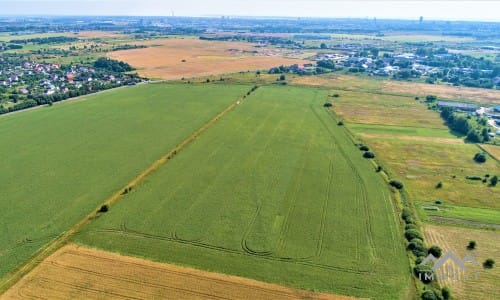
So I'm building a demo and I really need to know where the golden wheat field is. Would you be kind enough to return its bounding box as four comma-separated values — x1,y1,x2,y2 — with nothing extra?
2,245,354,300
108,38,311,79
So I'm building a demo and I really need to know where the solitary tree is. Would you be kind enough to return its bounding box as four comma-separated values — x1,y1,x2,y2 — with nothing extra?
428,245,443,258
483,258,495,269
473,152,487,163
442,287,451,300
490,175,498,187
467,240,477,250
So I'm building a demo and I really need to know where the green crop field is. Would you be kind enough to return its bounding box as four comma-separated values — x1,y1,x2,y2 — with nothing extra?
417,202,500,226
0,83,248,281
75,85,410,299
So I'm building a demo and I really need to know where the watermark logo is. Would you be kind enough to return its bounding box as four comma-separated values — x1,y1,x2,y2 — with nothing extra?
419,250,481,281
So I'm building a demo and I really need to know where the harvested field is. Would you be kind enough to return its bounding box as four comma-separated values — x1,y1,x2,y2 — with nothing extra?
108,38,311,79
291,74,384,91
75,31,126,38
2,244,352,300
291,74,500,106
423,225,500,300
481,144,500,161
356,132,464,145
382,81,500,105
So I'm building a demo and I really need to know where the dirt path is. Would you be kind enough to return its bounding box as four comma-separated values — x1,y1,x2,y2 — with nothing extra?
2,244,354,300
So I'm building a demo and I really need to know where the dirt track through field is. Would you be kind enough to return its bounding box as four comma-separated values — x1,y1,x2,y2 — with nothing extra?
2,245,354,300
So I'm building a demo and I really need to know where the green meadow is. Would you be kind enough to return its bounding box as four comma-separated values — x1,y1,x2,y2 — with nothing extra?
417,202,500,226
76,86,410,299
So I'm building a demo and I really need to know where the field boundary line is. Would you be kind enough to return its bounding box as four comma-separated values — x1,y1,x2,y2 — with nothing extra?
477,144,500,164
0,85,258,295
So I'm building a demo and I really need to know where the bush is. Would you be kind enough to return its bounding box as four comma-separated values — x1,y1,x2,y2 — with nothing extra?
435,200,442,205
376,165,382,172
436,181,443,188
402,208,412,221
408,240,427,257
363,151,375,158
490,175,498,187
405,224,418,230
337,121,344,126
323,102,333,107
473,152,487,163
467,240,477,250
421,289,441,300
415,256,425,264
404,216,415,224
414,265,434,284
390,180,404,189
466,176,482,181
483,258,495,269
359,145,370,151
425,95,437,102
332,94,340,97
413,248,428,258
405,229,423,241
98,205,109,213
407,238,424,249
442,287,451,300
279,74,286,81
428,245,443,258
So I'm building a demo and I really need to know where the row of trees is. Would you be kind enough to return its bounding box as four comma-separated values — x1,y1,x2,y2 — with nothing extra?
93,57,134,73
10,36,78,45
440,107,491,143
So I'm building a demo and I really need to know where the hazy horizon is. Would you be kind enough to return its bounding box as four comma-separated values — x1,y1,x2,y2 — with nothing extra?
1,0,500,22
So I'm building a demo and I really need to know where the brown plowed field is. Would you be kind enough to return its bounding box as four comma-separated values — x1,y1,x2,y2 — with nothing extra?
108,38,311,80
2,245,354,300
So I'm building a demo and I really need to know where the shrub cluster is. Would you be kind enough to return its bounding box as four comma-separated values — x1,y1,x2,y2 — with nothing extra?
363,151,375,158
473,152,487,163
389,180,404,189
483,258,495,269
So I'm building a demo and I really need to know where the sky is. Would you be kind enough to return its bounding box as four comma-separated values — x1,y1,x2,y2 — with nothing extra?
1,0,500,22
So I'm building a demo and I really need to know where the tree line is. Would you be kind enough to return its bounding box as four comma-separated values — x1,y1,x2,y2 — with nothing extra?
440,107,491,143
10,36,78,45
